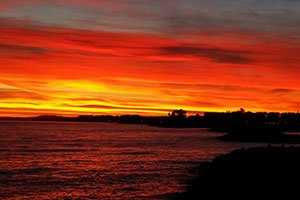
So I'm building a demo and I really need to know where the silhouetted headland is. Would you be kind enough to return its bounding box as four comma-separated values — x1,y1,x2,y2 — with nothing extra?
208,108,300,143
178,146,300,200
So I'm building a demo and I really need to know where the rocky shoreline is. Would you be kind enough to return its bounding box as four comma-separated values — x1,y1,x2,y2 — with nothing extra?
178,146,300,200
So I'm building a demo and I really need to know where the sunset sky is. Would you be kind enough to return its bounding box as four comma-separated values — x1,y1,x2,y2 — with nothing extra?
0,0,300,116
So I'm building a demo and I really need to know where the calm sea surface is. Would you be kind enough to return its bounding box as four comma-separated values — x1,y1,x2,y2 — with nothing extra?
0,121,263,200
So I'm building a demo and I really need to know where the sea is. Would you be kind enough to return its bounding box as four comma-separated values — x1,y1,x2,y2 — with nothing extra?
0,121,264,200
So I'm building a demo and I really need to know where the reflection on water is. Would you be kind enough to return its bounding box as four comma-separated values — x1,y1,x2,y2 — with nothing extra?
0,121,263,199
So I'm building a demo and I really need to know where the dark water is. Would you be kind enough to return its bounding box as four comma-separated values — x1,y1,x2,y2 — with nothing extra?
0,121,262,200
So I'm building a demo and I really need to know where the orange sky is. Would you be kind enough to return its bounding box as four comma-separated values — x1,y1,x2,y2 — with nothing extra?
0,1,300,116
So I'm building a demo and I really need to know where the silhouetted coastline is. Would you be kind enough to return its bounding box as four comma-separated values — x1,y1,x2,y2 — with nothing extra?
1,109,300,143
1,109,299,129
178,146,300,200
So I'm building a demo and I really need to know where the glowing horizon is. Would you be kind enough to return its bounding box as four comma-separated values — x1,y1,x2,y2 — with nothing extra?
0,0,300,117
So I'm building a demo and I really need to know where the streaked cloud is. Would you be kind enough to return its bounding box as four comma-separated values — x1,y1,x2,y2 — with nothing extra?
0,0,299,116
159,45,253,63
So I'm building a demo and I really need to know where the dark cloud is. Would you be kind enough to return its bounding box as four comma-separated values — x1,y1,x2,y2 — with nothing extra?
0,44,47,54
105,79,261,92
188,100,221,108
215,96,261,101
66,104,172,112
1,0,300,34
0,42,114,58
269,88,296,94
159,45,253,64
0,89,48,100
162,0,300,33
0,16,33,28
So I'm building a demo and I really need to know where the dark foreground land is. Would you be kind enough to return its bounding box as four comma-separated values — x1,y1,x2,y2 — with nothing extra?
178,146,300,200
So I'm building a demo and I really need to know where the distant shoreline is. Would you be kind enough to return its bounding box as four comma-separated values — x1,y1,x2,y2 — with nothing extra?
1,111,300,144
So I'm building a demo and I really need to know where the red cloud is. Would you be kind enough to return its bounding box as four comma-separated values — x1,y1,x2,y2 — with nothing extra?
0,18,300,115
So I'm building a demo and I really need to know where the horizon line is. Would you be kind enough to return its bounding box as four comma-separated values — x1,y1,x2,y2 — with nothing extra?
1,109,300,119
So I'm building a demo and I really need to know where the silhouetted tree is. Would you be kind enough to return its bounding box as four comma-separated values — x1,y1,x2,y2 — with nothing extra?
171,109,187,118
